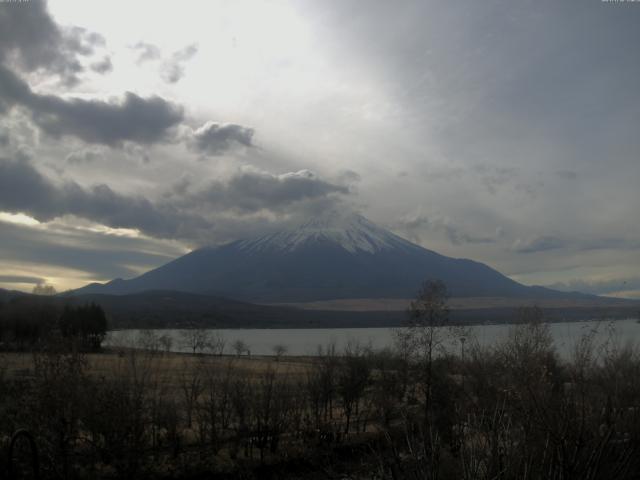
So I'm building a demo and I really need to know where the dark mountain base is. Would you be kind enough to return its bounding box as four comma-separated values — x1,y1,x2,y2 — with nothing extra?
2,289,637,330
70,291,640,329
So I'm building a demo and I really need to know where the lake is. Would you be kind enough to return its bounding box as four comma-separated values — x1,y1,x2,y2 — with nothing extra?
105,318,640,359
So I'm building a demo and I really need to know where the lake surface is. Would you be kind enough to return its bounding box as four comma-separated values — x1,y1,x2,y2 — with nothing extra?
105,318,640,359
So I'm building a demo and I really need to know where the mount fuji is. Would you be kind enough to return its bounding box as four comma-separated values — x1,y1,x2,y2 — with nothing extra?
72,212,578,302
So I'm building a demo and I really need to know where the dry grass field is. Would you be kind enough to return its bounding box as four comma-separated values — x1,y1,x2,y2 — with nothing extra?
0,349,316,388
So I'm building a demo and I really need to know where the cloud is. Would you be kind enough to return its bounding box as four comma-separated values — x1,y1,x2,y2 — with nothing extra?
555,170,578,180
0,219,183,283
190,168,350,214
508,233,638,258
397,212,501,246
0,64,33,107
0,274,45,285
1,0,635,293
132,42,161,64
65,147,105,164
337,169,362,185
123,143,150,164
0,1,106,85
0,5,181,147
547,276,640,298
0,111,38,149
0,158,351,243
0,157,202,239
578,237,640,252
131,42,199,83
90,56,113,74
30,90,184,146
472,165,519,195
0,64,184,146
188,121,254,156
161,43,198,84
512,235,566,254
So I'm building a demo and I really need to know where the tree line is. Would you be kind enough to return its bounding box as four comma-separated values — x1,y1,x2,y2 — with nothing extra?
0,297,108,351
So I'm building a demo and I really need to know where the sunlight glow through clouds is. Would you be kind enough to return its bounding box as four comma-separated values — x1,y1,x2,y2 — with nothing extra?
0,213,190,291
0,212,41,227
0,212,138,239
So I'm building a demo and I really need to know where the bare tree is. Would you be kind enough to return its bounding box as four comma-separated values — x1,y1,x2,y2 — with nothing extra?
137,330,160,352
405,279,450,409
158,333,173,353
32,283,57,296
232,339,248,356
305,342,339,438
180,328,212,355
338,342,371,435
197,360,235,452
206,331,226,356
272,344,288,361
179,359,204,429
400,279,451,477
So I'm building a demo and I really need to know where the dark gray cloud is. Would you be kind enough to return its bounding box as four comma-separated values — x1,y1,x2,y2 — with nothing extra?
0,157,203,239
0,64,184,146
0,64,33,107
0,158,350,243
29,91,184,146
512,235,566,254
161,43,198,83
90,56,113,74
0,1,106,85
192,169,349,213
0,274,45,285
189,121,254,156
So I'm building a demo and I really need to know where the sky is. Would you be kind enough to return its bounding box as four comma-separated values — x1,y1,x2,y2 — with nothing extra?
0,0,639,298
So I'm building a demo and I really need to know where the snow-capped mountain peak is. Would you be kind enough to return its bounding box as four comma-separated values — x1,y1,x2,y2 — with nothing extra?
236,211,413,254
71,209,557,302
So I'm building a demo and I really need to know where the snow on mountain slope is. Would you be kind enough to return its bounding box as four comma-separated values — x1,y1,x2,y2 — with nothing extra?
236,211,417,254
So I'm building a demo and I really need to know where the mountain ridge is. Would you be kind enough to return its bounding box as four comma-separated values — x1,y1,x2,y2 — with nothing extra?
71,211,594,302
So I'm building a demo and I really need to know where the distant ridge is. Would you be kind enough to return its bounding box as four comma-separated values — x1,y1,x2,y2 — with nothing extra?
1,288,637,330
72,211,595,303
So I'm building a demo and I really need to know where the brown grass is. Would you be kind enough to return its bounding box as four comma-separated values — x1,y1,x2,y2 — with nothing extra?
0,349,316,386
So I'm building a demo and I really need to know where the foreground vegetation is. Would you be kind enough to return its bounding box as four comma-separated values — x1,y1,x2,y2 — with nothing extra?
1,330,639,478
2,283,640,479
